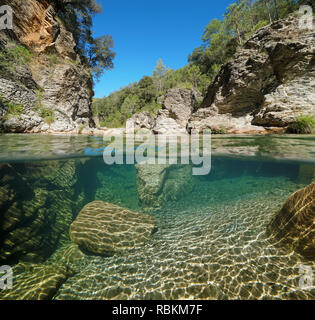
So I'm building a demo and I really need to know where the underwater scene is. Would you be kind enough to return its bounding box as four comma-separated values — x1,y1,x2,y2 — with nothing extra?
0,134,314,300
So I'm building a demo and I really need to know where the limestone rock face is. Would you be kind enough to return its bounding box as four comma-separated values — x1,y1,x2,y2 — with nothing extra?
152,88,202,134
35,63,94,132
126,88,202,134
267,182,315,259
152,109,187,134
136,164,194,209
8,0,59,54
162,88,202,128
199,15,315,129
0,0,94,133
188,109,267,134
126,111,156,131
69,201,157,256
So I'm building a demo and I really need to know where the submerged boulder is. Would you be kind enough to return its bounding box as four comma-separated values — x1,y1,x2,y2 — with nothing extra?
0,161,83,265
20,160,78,188
0,263,73,300
267,182,315,259
69,201,156,256
136,164,194,209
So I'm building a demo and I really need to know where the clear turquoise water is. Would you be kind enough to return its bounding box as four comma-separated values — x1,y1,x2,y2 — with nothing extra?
0,134,314,300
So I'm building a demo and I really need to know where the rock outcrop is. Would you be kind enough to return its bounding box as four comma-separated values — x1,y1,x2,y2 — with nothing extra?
126,111,155,132
0,0,94,133
188,109,267,134
267,182,315,259
127,88,202,134
196,14,315,132
156,88,202,129
69,201,157,256
153,109,187,134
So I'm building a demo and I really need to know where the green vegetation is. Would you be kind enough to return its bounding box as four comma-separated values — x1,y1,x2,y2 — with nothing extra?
40,107,55,126
93,0,308,128
93,60,210,127
287,115,315,134
35,90,55,125
54,0,115,81
48,54,60,68
0,45,33,71
8,46,33,65
0,96,24,120
78,124,86,134
188,0,302,75
211,127,227,134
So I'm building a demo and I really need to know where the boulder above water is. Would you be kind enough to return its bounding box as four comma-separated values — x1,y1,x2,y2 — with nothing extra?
162,88,202,128
126,88,202,134
267,182,315,259
69,201,156,256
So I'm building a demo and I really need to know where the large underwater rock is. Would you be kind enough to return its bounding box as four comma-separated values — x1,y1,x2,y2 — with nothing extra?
135,164,194,209
19,160,78,188
0,161,84,264
69,201,157,256
267,182,315,259
0,263,73,300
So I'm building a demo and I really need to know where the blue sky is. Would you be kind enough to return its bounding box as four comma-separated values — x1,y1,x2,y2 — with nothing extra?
92,0,234,98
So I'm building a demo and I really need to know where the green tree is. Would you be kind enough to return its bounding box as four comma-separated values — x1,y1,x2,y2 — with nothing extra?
225,1,251,46
202,19,222,44
88,35,116,81
121,94,140,118
188,0,298,79
153,58,166,92
187,65,202,88
55,0,115,81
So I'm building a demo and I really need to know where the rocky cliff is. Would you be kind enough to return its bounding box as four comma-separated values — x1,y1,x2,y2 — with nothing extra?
192,14,315,133
126,87,202,134
0,0,94,133
126,14,314,136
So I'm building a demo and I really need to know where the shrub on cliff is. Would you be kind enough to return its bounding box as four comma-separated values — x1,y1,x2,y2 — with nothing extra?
0,45,33,71
287,115,315,134
0,96,24,120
